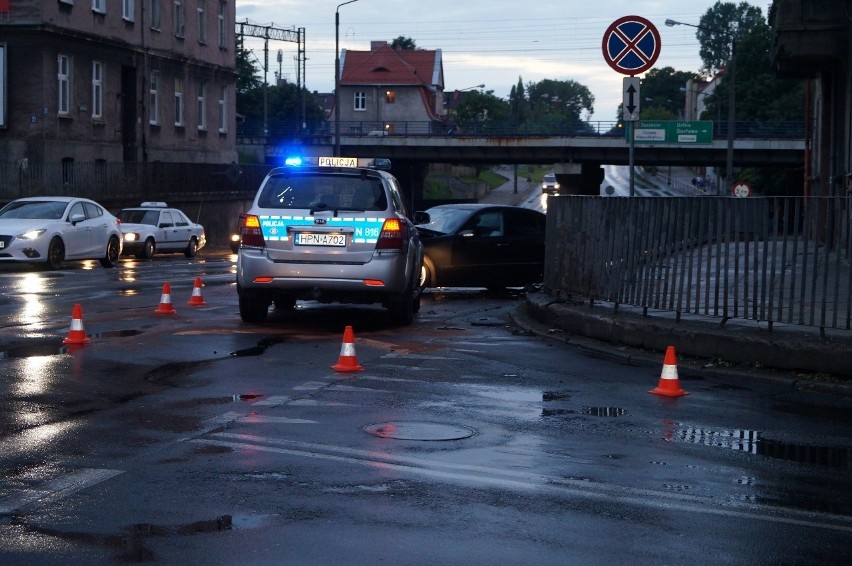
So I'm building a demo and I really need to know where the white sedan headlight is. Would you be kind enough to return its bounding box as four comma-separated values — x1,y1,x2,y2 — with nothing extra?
17,229,46,240
123,233,140,242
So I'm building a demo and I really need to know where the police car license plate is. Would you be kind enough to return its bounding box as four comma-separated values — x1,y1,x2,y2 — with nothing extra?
295,233,346,247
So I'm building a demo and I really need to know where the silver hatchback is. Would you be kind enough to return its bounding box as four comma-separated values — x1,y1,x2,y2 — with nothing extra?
235,157,423,325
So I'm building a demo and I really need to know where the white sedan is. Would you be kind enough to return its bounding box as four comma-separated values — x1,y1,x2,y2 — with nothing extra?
0,196,123,270
116,202,206,259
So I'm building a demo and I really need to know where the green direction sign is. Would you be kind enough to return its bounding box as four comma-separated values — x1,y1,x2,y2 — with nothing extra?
629,120,714,144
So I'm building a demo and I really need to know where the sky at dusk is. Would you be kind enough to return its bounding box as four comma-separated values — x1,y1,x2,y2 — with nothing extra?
235,1,754,122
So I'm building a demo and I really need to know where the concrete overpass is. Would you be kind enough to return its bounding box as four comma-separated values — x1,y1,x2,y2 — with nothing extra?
242,134,802,196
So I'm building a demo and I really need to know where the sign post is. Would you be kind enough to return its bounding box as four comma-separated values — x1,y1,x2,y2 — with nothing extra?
601,16,661,196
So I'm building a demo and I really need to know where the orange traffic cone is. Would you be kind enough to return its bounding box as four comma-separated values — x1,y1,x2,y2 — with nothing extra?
155,282,177,314
649,345,688,397
63,303,91,346
332,325,364,372
187,277,206,306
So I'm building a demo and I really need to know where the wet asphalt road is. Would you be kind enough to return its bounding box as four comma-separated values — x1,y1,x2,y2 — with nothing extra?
0,250,851,564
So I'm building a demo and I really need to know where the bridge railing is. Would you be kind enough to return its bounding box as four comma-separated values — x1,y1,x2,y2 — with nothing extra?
545,195,852,332
238,119,806,141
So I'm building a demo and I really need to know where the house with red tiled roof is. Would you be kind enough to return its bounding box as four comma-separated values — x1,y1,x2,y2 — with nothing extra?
333,41,445,135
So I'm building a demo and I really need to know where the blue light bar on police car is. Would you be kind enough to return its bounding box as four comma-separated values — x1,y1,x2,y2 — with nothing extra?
286,156,392,171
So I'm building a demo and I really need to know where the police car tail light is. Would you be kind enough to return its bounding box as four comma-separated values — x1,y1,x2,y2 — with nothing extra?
241,214,265,247
375,218,404,251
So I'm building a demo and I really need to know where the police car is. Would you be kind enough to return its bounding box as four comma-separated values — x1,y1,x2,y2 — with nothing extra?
116,202,206,259
235,156,424,325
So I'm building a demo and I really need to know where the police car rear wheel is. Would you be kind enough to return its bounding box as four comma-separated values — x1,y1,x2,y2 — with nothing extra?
388,278,417,326
239,292,269,323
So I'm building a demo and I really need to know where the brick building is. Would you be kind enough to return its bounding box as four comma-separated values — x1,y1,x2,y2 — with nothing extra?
0,0,237,165
333,41,446,135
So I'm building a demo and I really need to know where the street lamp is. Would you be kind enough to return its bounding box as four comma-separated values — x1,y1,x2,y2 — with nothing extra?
666,18,735,196
335,0,360,157
457,83,485,92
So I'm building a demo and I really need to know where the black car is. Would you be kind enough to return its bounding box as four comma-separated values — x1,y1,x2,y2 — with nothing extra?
414,204,546,290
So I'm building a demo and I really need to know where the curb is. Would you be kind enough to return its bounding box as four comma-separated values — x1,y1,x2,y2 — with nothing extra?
513,292,852,396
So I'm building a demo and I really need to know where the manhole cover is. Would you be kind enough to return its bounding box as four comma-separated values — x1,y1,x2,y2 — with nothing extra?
364,421,476,441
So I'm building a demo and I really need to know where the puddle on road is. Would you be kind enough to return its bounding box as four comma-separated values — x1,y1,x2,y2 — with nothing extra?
542,408,574,417
0,342,66,359
230,336,286,357
233,393,262,402
668,424,852,470
543,391,571,401
583,406,627,417
19,514,234,562
92,329,142,339
0,330,143,360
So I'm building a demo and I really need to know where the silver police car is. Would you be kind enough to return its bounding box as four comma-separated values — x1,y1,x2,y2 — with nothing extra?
235,156,423,325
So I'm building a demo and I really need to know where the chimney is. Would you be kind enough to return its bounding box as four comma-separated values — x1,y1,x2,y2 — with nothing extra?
371,41,388,51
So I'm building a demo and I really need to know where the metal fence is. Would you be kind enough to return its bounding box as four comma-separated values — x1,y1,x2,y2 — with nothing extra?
0,162,273,205
545,196,852,332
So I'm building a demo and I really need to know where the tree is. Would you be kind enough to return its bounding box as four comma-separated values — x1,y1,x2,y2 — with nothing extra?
454,90,510,124
696,1,765,74
508,76,527,121
234,37,326,136
525,79,594,122
639,67,700,119
694,2,805,195
236,40,263,119
390,36,417,50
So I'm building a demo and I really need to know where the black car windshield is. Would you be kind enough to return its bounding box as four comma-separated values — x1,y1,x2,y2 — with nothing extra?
117,210,160,225
0,200,68,220
258,173,387,211
417,207,474,234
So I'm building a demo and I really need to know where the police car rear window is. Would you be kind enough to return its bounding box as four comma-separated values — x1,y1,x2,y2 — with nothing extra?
257,173,388,211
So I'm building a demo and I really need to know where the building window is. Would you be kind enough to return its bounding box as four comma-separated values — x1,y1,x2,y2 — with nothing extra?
122,0,134,21
149,71,159,125
173,0,185,37
91,61,104,119
150,0,161,29
354,91,366,111
92,0,105,14
58,54,71,116
217,1,227,48
174,77,185,126
218,85,227,132
197,0,207,43
197,80,206,130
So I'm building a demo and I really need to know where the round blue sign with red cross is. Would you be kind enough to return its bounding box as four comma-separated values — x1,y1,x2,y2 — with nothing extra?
601,15,661,76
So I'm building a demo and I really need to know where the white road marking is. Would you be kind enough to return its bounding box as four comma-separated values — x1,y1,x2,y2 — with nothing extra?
0,468,123,514
235,416,317,424
191,432,852,534
252,395,292,406
292,381,336,390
